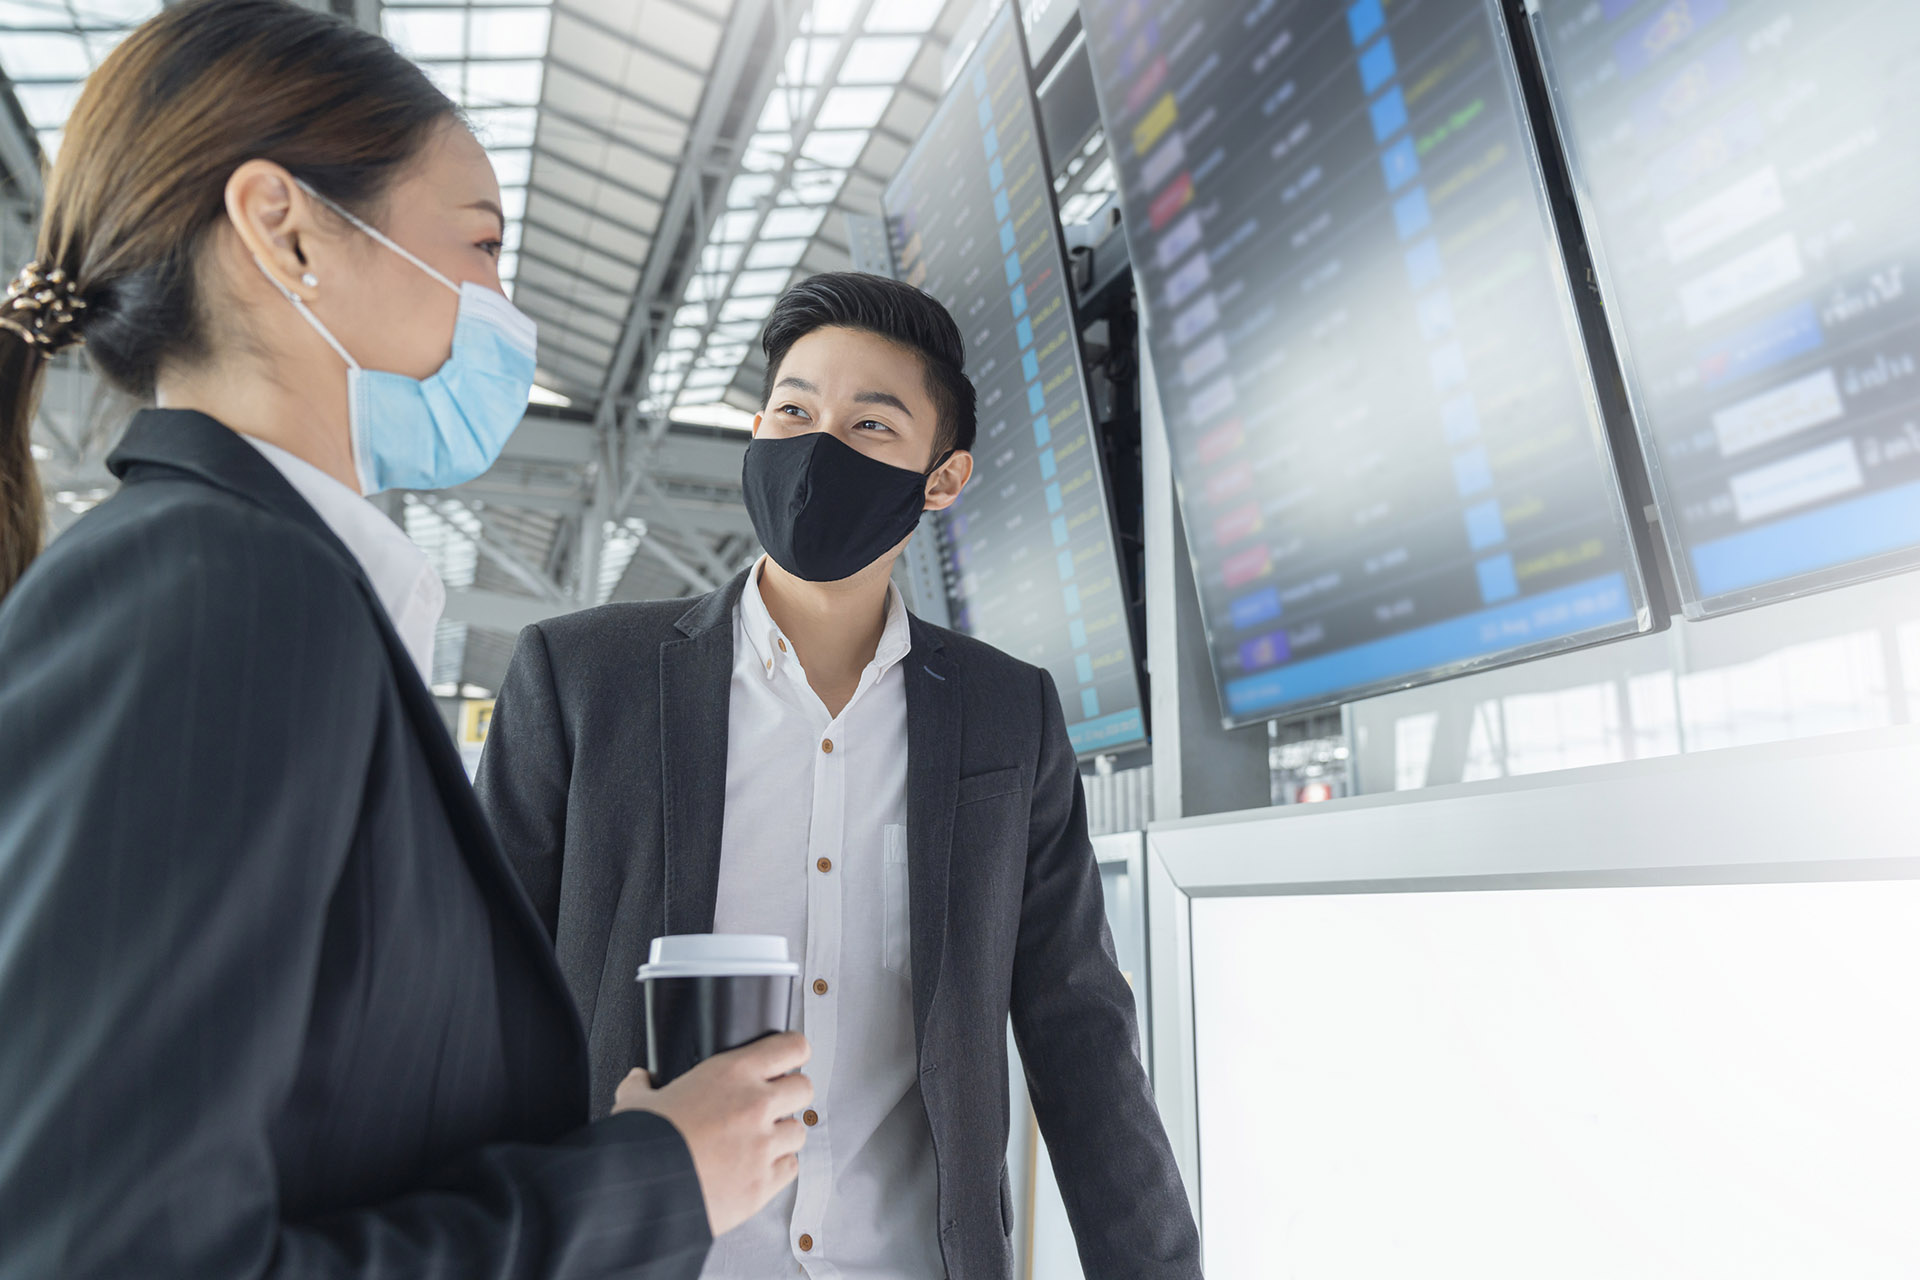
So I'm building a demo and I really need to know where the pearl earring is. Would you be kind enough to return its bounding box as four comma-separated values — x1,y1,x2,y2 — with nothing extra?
300,272,318,288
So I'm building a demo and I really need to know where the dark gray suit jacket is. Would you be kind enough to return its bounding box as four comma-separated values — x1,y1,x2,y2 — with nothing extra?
475,570,1202,1280
0,410,711,1279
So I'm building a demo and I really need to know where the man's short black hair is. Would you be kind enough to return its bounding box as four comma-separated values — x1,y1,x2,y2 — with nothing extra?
760,271,978,460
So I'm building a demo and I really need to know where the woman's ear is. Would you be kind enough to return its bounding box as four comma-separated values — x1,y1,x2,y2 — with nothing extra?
223,160,325,300
924,449,973,511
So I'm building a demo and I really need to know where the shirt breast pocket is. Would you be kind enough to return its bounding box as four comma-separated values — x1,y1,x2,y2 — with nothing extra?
883,823,912,981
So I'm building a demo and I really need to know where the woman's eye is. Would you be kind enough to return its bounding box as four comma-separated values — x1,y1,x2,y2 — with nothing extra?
478,240,504,259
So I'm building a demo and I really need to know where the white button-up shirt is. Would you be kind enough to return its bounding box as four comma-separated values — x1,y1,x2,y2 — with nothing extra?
704,559,942,1280
243,436,444,684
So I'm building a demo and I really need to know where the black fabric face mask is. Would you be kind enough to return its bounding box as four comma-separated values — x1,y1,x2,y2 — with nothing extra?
742,431,939,582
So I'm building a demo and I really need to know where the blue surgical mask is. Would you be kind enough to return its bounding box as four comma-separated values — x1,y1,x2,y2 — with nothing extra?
257,182,538,495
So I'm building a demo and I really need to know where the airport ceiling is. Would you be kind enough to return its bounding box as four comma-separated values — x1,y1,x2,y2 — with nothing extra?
0,0,968,694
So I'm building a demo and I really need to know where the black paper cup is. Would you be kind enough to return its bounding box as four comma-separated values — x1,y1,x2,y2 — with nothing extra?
638,934,798,1088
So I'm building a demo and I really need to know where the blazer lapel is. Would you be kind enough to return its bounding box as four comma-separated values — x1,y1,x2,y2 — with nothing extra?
904,618,961,1050
110,410,592,1091
658,573,749,936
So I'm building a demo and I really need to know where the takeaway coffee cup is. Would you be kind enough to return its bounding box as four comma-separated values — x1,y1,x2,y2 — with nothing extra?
637,934,799,1087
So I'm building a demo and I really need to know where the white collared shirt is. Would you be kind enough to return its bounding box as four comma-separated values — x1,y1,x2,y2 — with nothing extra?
704,558,942,1280
243,436,444,684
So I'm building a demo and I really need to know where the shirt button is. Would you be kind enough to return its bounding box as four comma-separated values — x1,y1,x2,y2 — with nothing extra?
798,1234,814,1252
817,857,832,873
821,738,834,754
813,978,829,996
803,1109,819,1126
778,638,788,652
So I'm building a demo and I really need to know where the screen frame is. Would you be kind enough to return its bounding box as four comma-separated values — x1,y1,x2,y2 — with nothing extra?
1081,0,1659,729
1139,722,1920,1236
882,0,1150,757
1522,3,1920,619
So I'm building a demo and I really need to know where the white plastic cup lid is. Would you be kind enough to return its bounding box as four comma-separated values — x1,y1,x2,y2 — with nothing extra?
637,933,800,981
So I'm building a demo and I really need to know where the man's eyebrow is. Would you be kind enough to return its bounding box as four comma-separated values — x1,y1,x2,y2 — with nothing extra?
775,376,818,393
853,389,913,417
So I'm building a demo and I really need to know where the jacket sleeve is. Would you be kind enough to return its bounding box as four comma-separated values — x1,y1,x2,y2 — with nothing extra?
474,623,570,937
1007,668,1204,1279
0,514,709,1280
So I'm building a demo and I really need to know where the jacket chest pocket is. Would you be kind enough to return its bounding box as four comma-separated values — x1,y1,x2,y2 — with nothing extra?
882,823,912,980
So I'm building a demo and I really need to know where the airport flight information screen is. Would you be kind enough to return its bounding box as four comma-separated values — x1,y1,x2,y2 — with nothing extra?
1080,0,1652,726
884,1,1146,754
1533,0,1920,615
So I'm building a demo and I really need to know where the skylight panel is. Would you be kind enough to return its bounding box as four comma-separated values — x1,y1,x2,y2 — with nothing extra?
468,105,539,148
745,239,809,269
11,81,80,131
760,206,825,240
488,148,532,187
814,85,891,130
728,268,792,297
465,59,543,107
383,9,465,60
468,7,550,58
798,129,867,168
864,0,942,34
838,35,918,83
0,29,88,77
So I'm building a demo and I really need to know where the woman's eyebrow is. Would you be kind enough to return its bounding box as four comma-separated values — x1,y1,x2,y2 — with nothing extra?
465,199,505,236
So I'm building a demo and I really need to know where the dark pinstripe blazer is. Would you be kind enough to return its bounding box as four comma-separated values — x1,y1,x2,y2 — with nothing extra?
476,573,1202,1280
0,410,711,1279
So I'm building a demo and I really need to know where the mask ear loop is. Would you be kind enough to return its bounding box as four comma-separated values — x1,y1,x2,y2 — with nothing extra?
293,177,462,297
253,256,361,370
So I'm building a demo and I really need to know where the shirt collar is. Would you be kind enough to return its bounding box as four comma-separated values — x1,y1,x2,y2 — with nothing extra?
739,555,912,683
242,436,445,683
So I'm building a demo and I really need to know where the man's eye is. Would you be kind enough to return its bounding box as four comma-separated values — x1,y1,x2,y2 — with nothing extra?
854,419,894,433
779,404,809,418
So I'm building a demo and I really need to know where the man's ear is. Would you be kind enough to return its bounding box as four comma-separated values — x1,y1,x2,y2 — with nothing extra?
924,450,973,511
749,412,764,438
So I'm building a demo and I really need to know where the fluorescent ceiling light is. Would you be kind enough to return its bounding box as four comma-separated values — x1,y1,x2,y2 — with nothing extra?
670,402,758,431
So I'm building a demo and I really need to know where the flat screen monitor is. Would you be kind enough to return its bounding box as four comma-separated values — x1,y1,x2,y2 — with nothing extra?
885,0,1148,755
1079,0,1655,727
1191,880,1920,1277
1530,0,1920,616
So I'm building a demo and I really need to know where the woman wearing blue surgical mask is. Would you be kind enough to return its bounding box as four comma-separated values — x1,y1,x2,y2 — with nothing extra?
0,2,810,1277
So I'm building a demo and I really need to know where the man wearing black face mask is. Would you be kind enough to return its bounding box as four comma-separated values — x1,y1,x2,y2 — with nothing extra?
476,272,1201,1280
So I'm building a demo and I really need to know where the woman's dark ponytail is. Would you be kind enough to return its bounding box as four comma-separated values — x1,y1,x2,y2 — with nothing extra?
0,332,45,597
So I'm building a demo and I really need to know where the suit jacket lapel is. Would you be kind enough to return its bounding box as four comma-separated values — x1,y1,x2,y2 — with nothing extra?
110,409,592,1102
659,572,749,936
904,619,961,1050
